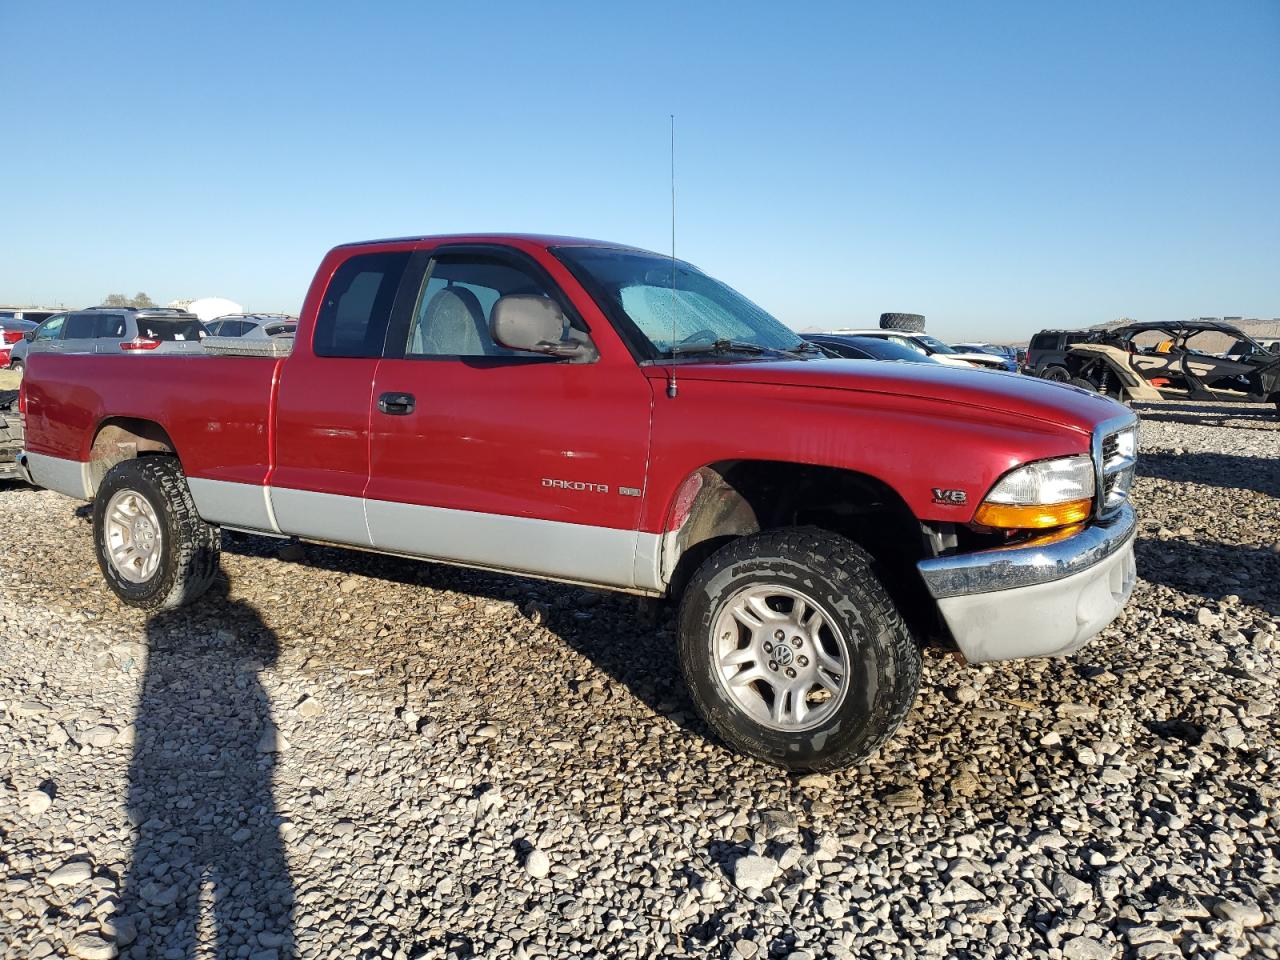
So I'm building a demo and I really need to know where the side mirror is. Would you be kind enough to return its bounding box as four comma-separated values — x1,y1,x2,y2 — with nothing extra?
25,330,37,341
491,295,590,360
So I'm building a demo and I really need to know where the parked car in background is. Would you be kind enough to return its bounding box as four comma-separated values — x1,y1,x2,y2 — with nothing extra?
14,307,206,365
1025,329,1096,379
205,313,298,339
1063,320,1280,411
803,333,944,364
8,313,67,371
0,319,38,367
17,232,1139,771
954,343,1023,372
825,330,1009,370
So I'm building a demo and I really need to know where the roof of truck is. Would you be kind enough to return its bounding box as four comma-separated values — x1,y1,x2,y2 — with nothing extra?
335,233,660,253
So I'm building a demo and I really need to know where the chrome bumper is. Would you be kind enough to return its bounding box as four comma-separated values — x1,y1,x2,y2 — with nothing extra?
917,504,1137,663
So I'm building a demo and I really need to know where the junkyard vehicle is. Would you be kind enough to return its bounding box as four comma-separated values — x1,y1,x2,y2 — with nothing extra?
1025,329,1095,379
16,307,207,362
0,318,38,367
205,313,298,339
2,309,72,367
17,233,1139,770
827,330,1012,370
954,343,1022,372
803,333,944,364
1063,320,1280,411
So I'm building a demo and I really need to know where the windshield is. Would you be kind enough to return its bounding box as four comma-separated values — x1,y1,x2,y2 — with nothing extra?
554,247,812,359
914,334,958,355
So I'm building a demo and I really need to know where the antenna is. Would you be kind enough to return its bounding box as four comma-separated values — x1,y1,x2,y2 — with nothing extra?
667,113,679,399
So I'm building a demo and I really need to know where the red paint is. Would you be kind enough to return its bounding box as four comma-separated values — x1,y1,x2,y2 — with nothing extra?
21,234,1127,534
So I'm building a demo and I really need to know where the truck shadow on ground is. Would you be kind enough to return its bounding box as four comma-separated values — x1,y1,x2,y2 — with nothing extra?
222,534,708,741
1135,536,1280,617
119,588,294,959
1137,450,1280,499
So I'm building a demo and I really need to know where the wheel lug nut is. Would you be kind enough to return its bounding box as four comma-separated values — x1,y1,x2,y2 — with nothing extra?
774,630,785,640
793,636,803,647
763,641,773,653
768,661,778,671
785,667,797,679
797,656,808,667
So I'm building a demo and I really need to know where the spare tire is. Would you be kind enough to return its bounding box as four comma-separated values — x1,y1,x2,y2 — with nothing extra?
879,313,925,333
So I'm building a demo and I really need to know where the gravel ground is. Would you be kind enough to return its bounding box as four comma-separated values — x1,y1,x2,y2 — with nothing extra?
1,400,1277,960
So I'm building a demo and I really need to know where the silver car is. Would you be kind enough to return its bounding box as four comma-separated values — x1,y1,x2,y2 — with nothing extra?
12,308,207,367
205,313,297,339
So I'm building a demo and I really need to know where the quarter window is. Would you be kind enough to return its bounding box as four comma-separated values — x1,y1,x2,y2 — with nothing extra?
314,252,410,358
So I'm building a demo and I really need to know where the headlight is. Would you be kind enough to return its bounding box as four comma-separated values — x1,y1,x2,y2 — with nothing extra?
974,455,1095,529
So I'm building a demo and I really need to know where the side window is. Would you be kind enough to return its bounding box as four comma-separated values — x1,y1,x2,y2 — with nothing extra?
63,313,99,339
35,315,66,340
314,252,410,358
404,255,580,358
94,314,127,338
1029,333,1053,351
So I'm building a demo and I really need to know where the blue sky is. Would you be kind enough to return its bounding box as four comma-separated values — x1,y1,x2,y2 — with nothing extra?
4,1,1277,340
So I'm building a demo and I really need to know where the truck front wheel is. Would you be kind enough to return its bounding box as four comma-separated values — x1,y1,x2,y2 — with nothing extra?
678,528,921,771
92,456,220,610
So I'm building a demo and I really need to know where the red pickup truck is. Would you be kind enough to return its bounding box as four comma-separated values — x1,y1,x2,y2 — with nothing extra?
17,234,1139,770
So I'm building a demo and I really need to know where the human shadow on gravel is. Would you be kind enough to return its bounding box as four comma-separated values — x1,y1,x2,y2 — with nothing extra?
1135,537,1280,617
222,533,708,739
1137,450,1280,499
119,589,294,959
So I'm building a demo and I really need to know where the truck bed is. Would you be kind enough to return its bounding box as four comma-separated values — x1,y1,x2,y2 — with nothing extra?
22,352,282,487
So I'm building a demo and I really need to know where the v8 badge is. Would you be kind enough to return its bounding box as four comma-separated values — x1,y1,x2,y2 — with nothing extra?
931,488,968,505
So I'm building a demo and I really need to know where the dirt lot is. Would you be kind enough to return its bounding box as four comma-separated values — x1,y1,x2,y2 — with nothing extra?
0,368,21,391
1,401,1277,960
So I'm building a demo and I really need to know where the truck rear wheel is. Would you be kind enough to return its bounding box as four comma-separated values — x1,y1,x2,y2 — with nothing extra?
677,528,921,771
92,456,220,610
1041,366,1071,382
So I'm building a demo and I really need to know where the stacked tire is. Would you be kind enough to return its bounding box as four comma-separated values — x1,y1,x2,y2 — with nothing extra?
879,313,925,333
0,389,23,483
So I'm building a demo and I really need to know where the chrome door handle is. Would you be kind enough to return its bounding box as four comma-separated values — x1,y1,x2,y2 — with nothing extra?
377,392,415,415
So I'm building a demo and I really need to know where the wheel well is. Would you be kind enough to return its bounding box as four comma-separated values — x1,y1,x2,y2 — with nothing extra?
87,418,177,495
663,460,937,638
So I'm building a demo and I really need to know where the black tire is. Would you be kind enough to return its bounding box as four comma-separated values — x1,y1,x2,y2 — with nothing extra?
879,312,925,333
677,527,921,771
92,456,219,610
1041,366,1071,382
1069,377,1098,392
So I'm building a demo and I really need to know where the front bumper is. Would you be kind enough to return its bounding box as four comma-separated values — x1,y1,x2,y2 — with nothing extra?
917,503,1137,663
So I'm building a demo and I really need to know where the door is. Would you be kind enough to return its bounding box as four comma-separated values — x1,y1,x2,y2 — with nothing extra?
27,314,67,357
270,249,413,545
365,246,653,588
58,311,110,354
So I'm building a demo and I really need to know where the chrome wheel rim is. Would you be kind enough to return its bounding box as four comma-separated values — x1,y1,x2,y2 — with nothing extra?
104,489,162,583
712,584,851,732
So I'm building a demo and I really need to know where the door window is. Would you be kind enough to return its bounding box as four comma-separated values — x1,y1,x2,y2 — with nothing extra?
34,315,66,340
314,251,411,358
403,255,582,358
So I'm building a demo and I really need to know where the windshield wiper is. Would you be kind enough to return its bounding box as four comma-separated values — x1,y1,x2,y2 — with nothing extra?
670,338,816,360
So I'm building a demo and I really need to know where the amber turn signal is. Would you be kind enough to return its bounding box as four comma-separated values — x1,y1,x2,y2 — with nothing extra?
973,498,1093,530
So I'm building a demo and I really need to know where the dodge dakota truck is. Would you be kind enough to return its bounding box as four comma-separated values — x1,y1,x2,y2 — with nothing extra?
16,234,1139,770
